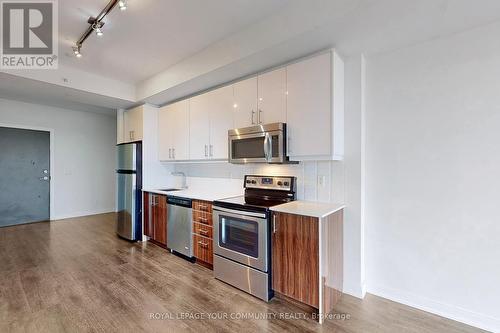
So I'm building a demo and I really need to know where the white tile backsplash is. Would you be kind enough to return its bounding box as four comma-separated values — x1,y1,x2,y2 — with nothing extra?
172,160,344,203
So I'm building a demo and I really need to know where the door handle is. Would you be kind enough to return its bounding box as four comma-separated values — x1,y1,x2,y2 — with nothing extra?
251,110,255,124
172,148,175,159
169,148,172,159
273,214,277,234
258,109,263,124
264,133,272,162
198,241,209,248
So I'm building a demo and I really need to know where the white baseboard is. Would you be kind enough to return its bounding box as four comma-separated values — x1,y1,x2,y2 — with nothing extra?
368,284,499,333
343,281,367,299
51,209,115,221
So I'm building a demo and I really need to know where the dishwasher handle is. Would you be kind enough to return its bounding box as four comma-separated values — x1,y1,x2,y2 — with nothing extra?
167,196,192,208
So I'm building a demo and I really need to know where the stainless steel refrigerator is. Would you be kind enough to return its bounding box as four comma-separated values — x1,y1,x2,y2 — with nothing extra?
116,142,142,241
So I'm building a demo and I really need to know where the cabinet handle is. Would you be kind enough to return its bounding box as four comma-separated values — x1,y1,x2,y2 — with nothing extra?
273,214,277,234
205,145,208,157
172,148,175,159
209,145,213,157
258,109,263,124
251,110,255,124
198,241,209,248
129,131,134,141
169,148,172,159
199,229,209,236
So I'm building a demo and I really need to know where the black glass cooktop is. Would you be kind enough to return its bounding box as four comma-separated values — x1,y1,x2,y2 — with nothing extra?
213,193,295,214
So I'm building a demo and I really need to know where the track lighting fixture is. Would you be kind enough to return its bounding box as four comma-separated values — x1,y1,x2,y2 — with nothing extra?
73,46,82,58
72,0,127,57
93,22,104,37
118,1,127,11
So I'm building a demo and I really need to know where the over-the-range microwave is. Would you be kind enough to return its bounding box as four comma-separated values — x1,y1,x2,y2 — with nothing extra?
228,123,294,164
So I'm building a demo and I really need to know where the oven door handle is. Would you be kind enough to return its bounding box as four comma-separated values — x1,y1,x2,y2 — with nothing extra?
221,218,226,243
213,206,267,219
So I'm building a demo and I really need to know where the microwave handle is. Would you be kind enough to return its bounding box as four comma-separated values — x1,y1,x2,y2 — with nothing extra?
264,133,272,162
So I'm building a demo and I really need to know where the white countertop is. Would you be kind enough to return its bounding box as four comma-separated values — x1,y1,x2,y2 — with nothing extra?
142,188,243,202
270,201,345,219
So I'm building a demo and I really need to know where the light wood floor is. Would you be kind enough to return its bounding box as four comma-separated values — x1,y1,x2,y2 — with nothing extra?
0,213,486,333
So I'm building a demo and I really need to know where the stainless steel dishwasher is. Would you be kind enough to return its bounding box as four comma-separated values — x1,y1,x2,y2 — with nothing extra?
167,196,193,259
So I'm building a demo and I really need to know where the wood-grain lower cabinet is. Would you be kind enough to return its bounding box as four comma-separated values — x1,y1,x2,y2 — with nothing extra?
143,192,167,247
192,200,213,267
272,209,344,324
272,212,319,307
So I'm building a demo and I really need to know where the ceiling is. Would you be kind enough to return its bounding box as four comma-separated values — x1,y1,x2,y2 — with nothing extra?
59,0,291,84
0,73,133,115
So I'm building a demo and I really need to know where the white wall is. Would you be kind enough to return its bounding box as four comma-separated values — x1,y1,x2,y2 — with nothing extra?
342,54,367,298
0,98,116,220
365,22,500,332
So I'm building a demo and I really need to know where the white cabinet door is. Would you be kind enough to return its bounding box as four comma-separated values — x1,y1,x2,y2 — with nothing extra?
158,105,174,161
286,52,332,159
233,77,257,128
257,68,286,125
172,100,190,160
123,106,144,142
208,85,234,160
189,92,211,160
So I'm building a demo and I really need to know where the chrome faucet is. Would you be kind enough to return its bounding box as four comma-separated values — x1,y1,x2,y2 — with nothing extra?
171,172,188,189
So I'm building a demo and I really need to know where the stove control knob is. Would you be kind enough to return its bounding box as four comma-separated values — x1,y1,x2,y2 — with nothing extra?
251,180,257,184
277,181,283,186
246,180,251,184
284,181,289,186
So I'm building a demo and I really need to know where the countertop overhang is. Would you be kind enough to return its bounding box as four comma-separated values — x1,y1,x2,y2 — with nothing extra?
270,201,345,218
142,188,242,202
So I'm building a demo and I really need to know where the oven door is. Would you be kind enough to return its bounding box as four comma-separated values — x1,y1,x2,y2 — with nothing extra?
229,130,284,164
213,206,268,272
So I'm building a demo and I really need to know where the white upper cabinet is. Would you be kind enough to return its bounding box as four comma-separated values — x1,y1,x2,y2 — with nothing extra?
208,85,234,159
149,49,344,163
257,68,286,125
158,105,173,161
123,106,144,143
189,85,233,160
172,101,190,160
189,92,211,160
158,100,190,161
286,50,344,161
233,77,258,128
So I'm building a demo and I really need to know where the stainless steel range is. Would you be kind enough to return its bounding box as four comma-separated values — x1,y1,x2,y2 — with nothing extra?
212,175,297,301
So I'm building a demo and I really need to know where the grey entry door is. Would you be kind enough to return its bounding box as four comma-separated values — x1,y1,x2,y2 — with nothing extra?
0,127,50,227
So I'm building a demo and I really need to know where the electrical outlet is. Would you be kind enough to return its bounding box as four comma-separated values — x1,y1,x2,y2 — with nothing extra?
318,175,327,187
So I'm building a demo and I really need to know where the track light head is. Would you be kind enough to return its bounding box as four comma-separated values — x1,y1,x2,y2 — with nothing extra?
92,22,104,37
73,46,82,58
118,0,127,11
